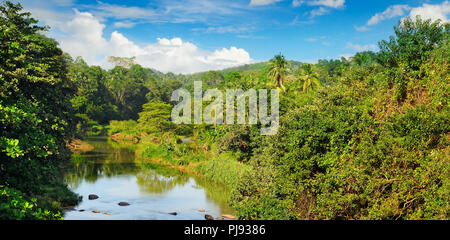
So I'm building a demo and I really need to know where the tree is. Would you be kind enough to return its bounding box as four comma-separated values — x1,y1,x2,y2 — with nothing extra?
104,65,150,119
0,1,79,219
299,64,320,92
223,72,241,88
268,54,289,91
201,70,224,86
351,51,380,66
378,16,449,71
137,100,174,136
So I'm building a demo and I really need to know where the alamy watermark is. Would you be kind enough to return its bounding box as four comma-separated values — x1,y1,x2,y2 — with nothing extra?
171,81,279,135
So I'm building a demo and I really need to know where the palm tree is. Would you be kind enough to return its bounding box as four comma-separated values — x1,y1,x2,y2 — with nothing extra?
299,64,320,92
268,54,289,92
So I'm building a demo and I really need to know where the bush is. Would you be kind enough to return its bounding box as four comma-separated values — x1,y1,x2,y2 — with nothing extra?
0,186,62,220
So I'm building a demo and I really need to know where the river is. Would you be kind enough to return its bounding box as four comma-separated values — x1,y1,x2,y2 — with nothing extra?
63,136,234,220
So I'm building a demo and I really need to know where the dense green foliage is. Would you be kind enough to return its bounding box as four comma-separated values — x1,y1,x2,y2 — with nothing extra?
230,17,449,220
138,101,174,136
105,17,448,220
1,1,448,220
0,2,79,219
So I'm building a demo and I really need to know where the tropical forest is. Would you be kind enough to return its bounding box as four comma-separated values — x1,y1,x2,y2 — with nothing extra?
0,1,449,220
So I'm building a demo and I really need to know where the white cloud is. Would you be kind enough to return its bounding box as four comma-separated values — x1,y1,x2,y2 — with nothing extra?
163,0,245,17
22,0,249,26
361,1,449,30
292,0,345,8
113,21,137,28
92,2,157,20
54,10,253,74
307,0,345,8
193,25,251,34
409,1,450,22
310,7,330,17
292,0,345,18
250,0,282,6
25,7,71,30
367,4,411,25
346,42,377,52
58,10,108,65
339,53,353,60
292,0,303,7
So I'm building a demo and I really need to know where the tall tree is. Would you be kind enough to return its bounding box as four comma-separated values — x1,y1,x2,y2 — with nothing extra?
378,16,449,71
0,1,79,219
299,64,321,92
268,54,289,91
137,100,174,137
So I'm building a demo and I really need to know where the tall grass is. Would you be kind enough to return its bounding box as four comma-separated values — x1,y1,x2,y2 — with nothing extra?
194,153,253,187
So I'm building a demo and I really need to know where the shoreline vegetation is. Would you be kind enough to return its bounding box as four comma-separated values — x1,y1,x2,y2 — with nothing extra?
1,1,448,220
106,121,250,189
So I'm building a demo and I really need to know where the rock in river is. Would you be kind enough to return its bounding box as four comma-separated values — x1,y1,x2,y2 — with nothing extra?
88,194,99,200
204,214,214,220
168,212,177,215
118,202,130,206
222,214,235,219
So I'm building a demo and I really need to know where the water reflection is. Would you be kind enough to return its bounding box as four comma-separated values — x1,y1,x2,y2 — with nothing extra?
63,136,234,220
136,169,189,194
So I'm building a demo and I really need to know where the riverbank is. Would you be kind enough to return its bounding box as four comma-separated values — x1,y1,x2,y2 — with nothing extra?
66,139,94,153
107,128,251,196
63,136,236,220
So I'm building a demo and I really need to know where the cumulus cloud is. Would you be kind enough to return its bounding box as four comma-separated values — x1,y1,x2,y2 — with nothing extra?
55,10,252,74
409,1,450,22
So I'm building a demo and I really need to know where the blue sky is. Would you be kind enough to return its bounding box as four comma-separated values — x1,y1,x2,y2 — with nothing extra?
15,0,450,73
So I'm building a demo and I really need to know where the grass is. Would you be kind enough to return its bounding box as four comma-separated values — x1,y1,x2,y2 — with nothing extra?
194,153,253,187
107,124,254,192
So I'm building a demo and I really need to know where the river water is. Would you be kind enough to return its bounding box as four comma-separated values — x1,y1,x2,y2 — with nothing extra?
63,136,234,220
